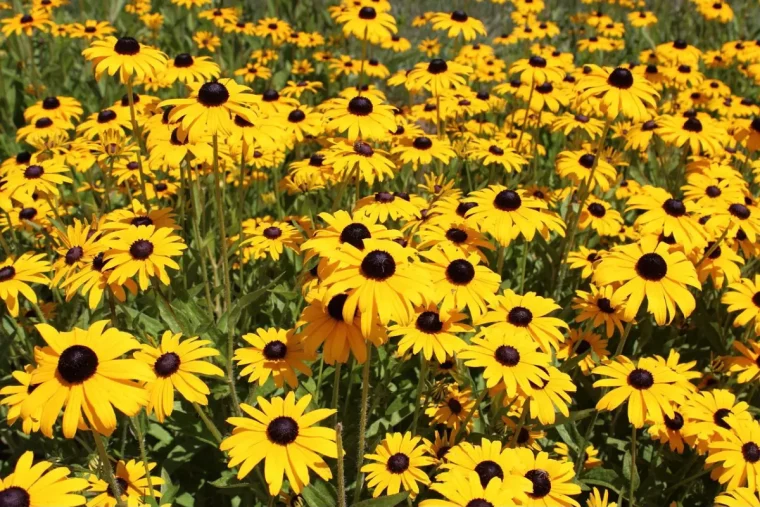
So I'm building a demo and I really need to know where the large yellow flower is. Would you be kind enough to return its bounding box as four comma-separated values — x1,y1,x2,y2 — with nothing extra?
21,321,154,438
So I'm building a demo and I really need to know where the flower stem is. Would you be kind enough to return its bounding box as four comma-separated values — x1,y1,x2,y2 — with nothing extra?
352,342,372,503
613,321,634,358
508,399,530,448
331,362,343,424
630,426,637,507
336,422,346,507
124,79,151,211
211,133,232,313
131,415,155,498
93,433,127,507
192,402,224,444
411,354,428,435
519,238,529,293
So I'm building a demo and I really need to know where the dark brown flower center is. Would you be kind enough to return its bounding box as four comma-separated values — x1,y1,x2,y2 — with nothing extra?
263,226,282,239
358,6,377,19
635,253,667,281
683,117,703,132
327,294,348,321
729,203,751,219
416,311,443,333
413,136,433,150
446,259,475,284
662,198,686,217
361,251,396,280
588,202,606,218
0,486,31,507
664,412,684,431
493,190,522,211
474,460,503,487
57,345,99,384
447,398,462,414
627,368,654,389
174,53,194,67
494,345,520,366
114,37,140,55
525,469,551,498
428,58,448,74
97,109,117,123
348,96,373,116
743,442,760,463
445,227,468,244
529,55,547,68
607,67,634,89
0,266,15,282
508,307,533,326
129,239,154,260
24,165,44,179
267,416,299,445
65,246,84,265
386,453,410,473
154,352,181,377
198,82,230,107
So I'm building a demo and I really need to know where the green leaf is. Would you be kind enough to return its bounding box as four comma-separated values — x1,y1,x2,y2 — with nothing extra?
351,492,409,507
558,348,591,373
623,449,640,491
218,274,283,333
536,408,596,430
302,478,338,507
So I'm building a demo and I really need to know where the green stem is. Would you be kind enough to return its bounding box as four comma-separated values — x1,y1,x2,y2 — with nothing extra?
192,402,224,444
131,415,155,498
124,79,151,210
613,321,634,358
331,362,342,424
630,426,637,507
411,355,428,435
336,423,346,507
509,399,530,448
352,343,372,503
519,239,529,293
93,433,127,507
211,134,232,313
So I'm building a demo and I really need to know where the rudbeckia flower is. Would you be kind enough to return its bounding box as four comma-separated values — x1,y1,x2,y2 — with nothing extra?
388,304,472,363
593,356,688,428
407,58,472,95
0,451,88,506
241,220,303,261
510,55,566,85
464,185,566,246
134,331,223,422
220,392,337,495
391,135,457,168
594,236,700,325
322,238,431,336
557,329,610,376
102,225,186,290
419,470,522,507
626,186,708,250
22,321,154,438
511,449,582,507
706,415,760,491
361,432,434,499
322,94,396,141
86,459,163,506
430,10,486,41
82,36,167,83
722,275,760,334
0,252,50,317
575,65,659,122
0,366,41,434
335,6,397,43
235,328,312,388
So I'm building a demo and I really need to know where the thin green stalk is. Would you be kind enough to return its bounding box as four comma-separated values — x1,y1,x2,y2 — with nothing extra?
187,164,215,318
411,355,428,435
0,231,11,256
352,343,372,503
336,423,346,507
613,321,634,358
508,399,530,448
456,388,487,443
574,410,599,478
93,433,127,507
211,134,232,313
331,362,342,424
131,415,155,498
630,426,637,507
519,239,529,293
192,402,224,444
313,357,325,406
514,78,535,151
124,79,151,210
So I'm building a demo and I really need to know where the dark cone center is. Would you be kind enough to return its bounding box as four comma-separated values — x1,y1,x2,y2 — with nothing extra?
579,154,595,168
23,165,44,179
493,190,522,211
327,294,348,321
288,109,306,123
413,136,433,150
743,442,760,463
348,96,373,116
635,252,667,281
129,240,154,260
729,203,751,220
494,345,520,366
97,109,117,123
358,6,377,19
474,460,503,487
683,117,703,132
174,53,194,67
386,453,410,473
57,345,99,384
263,226,282,239
627,368,654,389
198,82,230,107
508,306,533,326
588,202,606,218
154,352,181,377
607,67,634,89
445,227,468,244
267,416,299,445
114,37,140,55
0,487,31,507
65,246,84,265
665,412,685,431
525,469,552,498
360,251,396,280
263,340,288,360
428,59,448,74
446,259,475,285
662,198,687,217
416,311,444,333
340,223,371,249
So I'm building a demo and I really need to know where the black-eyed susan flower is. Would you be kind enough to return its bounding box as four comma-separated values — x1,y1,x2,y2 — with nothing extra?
407,59,472,96
335,6,396,43
86,459,163,506
509,449,581,507
391,135,456,168
322,94,396,141
417,217,494,261
388,304,472,363
5,157,71,197
466,138,528,174
594,236,700,325
162,53,220,84
241,220,303,261
647,406,695,453
0,252,50,317
324,141,397,186
557,329,610,376
525,365,576,425
478,289,567,354
1,11,53,36
722,275,760,335
424,384,477,431
724,340,760,384
297,287,386,364
162,78,257,139
656,113,726,156
572,285,628,337
82,36,167,82
578,198,624,237
235,328,312,388
193,30,220,52
460,332,550,394
555,149,618,192
420,245,500,320
221,392,336,495
103,224,186,290
683,389,752,454
430,10,486,41
23,95,83,123
626,187,708,250
566,247,603,279
322,238,430,336
419,470,520,507
593,356,687,428
362,432,433,499
22,321,153,438
439,438,532,499
576,65,658,122
510,55,566,85
51,219,104,287
706,415,760,491
134,331,223,422
464,186,565,246
0,366,41,434
0,451,88,506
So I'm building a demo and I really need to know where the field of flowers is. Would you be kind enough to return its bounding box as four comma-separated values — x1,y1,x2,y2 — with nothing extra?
1,0,760,505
